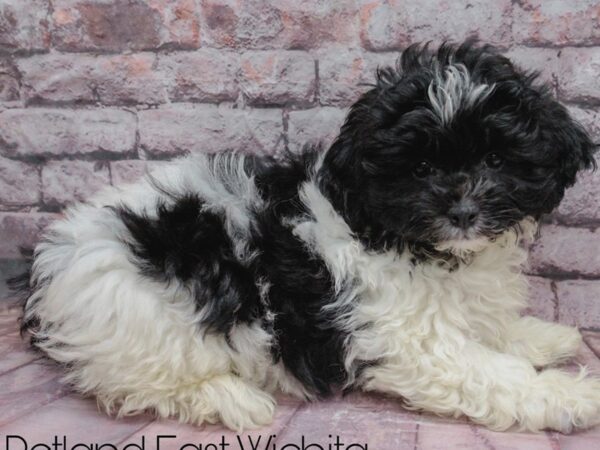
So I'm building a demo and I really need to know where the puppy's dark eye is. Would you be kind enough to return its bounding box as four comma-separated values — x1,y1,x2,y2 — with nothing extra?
485,153,504,169
413,161,434,178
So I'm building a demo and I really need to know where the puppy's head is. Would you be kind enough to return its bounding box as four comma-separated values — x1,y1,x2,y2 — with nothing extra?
321,41,596,253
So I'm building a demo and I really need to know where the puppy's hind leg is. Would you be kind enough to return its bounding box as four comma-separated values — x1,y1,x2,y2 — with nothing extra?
502,316,582,367
28,248,276,432
113,373,276,432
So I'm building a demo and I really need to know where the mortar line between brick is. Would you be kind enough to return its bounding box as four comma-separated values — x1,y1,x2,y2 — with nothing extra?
582,336,600,360
107,163,114,186
281,109,290,155
2,103,320,112
516,43,600,50
133,110,141,159
527,272,600,281
549,280,560,322
35,163,43,208
314,59,320,105
0,354,44,379
508,0,515,48
582,325,600,334
0,389,67,430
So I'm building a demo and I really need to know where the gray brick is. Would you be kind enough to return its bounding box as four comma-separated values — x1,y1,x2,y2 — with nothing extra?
201,0,359,50
239,50,316,106
558,48,600,105
139,104,284,157
0,212,58,258
0,108,137,158
318,48,397,106
359,0,512,51
288,107,347,153
0,157,40,208
0,0,50,54
158,49,239,103
514,0,600,47
110,160,165,186
18,53,168,105
42,161,110,208
557,280,600,329
524,275,556,323
528,225,600,277
51,0,200,52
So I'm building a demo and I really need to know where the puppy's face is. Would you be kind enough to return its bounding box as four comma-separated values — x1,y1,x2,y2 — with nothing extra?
324,43,596,252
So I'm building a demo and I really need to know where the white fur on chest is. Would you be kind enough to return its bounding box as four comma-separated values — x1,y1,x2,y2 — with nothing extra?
295,180,533,384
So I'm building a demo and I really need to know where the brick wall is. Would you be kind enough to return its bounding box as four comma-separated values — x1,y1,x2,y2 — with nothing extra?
0,0,599,328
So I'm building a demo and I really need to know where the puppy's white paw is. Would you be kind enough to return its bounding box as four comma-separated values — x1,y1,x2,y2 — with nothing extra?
221,394,275,432
536,371,600,433
558,410,574,434
507,319,583,368
216,384,276,431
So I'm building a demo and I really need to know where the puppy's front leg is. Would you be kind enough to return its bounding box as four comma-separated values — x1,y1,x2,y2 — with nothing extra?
360,340,600,432
502,316,582,367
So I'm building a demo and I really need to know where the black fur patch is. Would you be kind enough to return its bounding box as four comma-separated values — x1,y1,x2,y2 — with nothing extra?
248,149,358,395
115,151,353,397
247,150,353,395
117,195,262,334
254,213,347,395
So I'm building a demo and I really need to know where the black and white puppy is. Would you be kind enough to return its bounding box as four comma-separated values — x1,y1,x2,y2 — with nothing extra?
20,42,599,433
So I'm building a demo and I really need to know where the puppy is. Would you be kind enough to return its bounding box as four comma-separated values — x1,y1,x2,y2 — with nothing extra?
18,41,599,433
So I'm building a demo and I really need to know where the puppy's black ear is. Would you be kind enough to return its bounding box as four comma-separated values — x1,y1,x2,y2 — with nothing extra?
540,101,597,189
320,85,382,230
320,121,364,225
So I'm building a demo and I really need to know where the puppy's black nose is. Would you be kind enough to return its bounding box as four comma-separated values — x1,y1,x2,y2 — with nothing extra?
448,203,479,229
